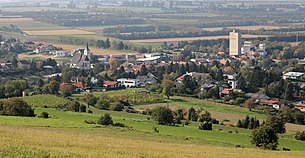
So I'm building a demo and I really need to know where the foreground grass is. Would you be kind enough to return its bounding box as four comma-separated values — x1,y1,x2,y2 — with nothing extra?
0,124,305,158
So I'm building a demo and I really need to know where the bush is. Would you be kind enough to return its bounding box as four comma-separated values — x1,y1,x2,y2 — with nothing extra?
151,106,174,125
84,119,96,124
96,98,110,110
113,122,126,127
251,125,278,150
198,121,212,130
38,112,49,118
79,105,86,112
88,110,93,113
67,100,80,112
0,98,35,117
294,131,305,141
110,102,124,111
97,113,113,125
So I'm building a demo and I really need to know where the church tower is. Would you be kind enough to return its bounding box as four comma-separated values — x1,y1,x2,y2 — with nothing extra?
84,43,91,60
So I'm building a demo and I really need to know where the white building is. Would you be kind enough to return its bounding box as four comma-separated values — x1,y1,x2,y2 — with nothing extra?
117,78,140,87
229,30,241,56
283,72,304,80
54,51,67,57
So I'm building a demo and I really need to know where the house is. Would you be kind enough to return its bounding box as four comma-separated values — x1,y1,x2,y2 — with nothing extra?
72,82,86,92
117,78,140,87
259,100,286,110
54,51,67,57
103,81,120,88
224,72,238,89
70,44,91,69
220,88,242,97
246,93,270,102
283,72,304,80
176,72,211,83
136,73,157,87
294,102,305,112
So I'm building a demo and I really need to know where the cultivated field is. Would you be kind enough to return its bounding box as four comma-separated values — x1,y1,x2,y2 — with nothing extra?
127,34,270,43
25,29,96,36
0,18,33,23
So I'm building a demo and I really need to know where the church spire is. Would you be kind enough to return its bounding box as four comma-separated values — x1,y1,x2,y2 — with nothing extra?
86,42,90,50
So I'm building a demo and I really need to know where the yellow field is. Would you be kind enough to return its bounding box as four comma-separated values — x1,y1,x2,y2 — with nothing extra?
128,34,270,43
202,25,282,31
0,18,33,23
0,125,304,158
53,43,125,55
25,29,96,36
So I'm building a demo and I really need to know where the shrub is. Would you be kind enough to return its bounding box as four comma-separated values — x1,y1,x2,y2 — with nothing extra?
110,102,124,111
0,98,35,117
151,106,174,125
96,98,110,110
84,119,96,124
198,121,212,130
153,126,159,133
79,105,87,112
88,110,93,113
97,113,113,125
251,125,278,150
38,112,49,119
294,131,305,141
113,122,126,127
67,100,80,112
211,118,220,124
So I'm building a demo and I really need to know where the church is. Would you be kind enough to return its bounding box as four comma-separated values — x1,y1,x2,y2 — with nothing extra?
70,44,91,69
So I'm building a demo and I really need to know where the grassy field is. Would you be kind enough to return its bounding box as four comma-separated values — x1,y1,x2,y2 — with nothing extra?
0,105,304,157
25,29,96,36
22,94,70,108
0,88,305,157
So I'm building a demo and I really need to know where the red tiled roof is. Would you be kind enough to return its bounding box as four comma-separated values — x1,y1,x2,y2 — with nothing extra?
73,82,85,88
176,74,187,81
103,81,118,86
131,65,142,72
221,88,242,95
259,100,285,104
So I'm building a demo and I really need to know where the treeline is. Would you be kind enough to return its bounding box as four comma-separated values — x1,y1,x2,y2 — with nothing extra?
111,30,229,40
195,21,258,28
103,25,174,34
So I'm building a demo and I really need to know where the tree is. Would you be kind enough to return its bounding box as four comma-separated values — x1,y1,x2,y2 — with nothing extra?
104,38,111,49
0,98,35,117
243,98,256,111
97,113,113,125
161,80,174,99
294,131,305,141
96,98,110,110
110,102,124,111
67,100,80,112
83,93,97,107
188,107,198,121
284,82,294,101
197,111,212,122
174,109,185,124
198,121,212,130
151,106,174,125
4,80,28,97
251,125,278,150
59,83,75,96
266,116,286,134
109,58,120,71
